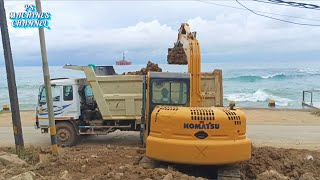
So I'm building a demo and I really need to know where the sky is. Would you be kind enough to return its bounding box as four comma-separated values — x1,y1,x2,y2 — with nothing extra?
1,0,320,66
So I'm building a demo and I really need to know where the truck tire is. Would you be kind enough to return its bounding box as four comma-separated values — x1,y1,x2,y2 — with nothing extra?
56,122,78,147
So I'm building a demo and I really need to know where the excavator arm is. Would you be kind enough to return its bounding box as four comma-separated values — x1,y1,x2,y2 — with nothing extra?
167,23,204,107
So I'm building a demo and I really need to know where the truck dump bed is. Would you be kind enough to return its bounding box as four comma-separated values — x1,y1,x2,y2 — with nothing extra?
64,66,223,122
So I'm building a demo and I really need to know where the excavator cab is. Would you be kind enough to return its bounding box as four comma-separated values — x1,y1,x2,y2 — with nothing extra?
141,71,251,166
140,72,191,144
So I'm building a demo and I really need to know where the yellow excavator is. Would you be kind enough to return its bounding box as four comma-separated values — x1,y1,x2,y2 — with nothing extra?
141,23,251,179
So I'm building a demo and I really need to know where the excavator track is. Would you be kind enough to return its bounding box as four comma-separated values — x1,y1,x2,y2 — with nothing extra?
217,165,241,180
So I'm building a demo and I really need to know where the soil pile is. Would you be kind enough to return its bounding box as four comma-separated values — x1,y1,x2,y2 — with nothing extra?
124,61,162,75
0,145,202,180
1,145,320,180
240,146,320,180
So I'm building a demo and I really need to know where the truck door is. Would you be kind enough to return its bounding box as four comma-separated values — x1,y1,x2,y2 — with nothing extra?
37,85,63,125
60,85,79,119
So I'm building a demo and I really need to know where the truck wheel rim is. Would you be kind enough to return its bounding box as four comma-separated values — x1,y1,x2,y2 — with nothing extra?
58,129,70,142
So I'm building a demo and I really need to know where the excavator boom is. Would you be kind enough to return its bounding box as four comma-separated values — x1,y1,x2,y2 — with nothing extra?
167,23,204,107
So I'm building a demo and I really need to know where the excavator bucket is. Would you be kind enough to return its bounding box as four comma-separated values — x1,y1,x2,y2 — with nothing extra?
167,44,188,65
167,43,188,65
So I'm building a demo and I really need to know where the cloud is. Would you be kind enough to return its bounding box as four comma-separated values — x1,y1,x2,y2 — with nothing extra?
1,1,320,66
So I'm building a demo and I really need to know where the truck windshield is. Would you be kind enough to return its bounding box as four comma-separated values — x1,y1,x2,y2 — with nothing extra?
39,86,61,104
152,80,188,105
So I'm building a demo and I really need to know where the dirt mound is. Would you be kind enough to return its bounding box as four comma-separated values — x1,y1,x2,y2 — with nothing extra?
124,61,162,75
1,145,320,180
0,145,198,180
239,146,320,180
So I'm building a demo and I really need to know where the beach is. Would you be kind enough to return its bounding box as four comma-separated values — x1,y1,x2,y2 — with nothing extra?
1,108,320,179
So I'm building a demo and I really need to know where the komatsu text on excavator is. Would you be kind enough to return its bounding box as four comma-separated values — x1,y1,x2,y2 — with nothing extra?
141,23,251,179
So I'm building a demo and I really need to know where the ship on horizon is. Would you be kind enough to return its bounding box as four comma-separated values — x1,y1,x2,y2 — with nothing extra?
115,53,132,65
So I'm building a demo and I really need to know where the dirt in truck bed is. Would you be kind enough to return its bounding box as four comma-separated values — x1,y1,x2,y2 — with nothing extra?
1,145,320,180
123,61,162,75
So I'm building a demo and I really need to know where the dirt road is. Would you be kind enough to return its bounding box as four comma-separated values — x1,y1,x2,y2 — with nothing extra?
0,109,319,149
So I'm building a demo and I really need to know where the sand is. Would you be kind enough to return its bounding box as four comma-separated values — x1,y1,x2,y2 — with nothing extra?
244,108,320,125
1,108,320,179
1,108,320,150
2,108,320,127
0,110,35,127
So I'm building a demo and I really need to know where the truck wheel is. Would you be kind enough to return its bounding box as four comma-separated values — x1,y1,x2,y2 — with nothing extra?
56,122,78,147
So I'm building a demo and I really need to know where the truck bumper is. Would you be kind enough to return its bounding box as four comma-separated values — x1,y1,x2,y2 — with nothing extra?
146,136,251,165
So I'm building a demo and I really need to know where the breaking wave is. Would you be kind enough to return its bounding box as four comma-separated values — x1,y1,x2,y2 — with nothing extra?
224,89,292,106
225,73,308,82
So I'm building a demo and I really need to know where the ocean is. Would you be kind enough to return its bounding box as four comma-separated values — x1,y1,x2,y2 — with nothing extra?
1,61,320,110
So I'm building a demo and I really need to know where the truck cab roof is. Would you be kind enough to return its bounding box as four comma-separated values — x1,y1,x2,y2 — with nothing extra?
50,78,86,86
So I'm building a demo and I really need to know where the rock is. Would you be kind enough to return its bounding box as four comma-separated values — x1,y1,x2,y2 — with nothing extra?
39,146,51,153
163,173,173,180
181,174,192,180
107,144,112,149
299,173,316,180
136,148,146,154
8,171,35,180
60,170,72,180
292,170,299,178
156,168,167,174
116,173,124,177
107,172,115,178
257,170,289,180
196,177,207,180
90,154,98,158
144,178,152,180
38,154,50,163
81,165,86,173
139,156,159,169
113,174,121,180
180,174,198,180
305,155,314,161
0,153,27,166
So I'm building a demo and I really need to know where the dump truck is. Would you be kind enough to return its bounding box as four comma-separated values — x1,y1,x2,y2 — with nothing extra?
35,65,223,146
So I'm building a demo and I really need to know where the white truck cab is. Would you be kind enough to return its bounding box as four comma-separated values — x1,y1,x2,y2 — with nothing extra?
36,78,82,131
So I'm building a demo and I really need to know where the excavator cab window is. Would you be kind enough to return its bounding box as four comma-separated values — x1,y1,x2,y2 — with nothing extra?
151,80,188,105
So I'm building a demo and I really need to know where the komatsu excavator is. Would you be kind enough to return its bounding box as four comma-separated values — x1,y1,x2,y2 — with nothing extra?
141,23,251,179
